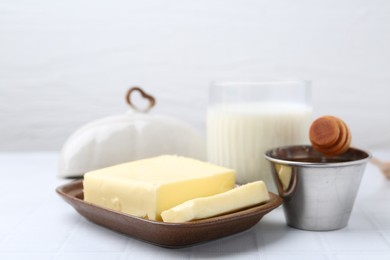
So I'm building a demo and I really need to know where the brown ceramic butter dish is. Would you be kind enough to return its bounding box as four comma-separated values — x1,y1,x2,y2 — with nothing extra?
309,115,352,156
56,180,282,248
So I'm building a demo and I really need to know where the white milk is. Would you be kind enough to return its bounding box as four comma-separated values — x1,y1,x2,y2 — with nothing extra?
207,102,312,191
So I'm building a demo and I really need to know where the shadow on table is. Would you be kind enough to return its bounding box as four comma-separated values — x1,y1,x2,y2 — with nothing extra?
73,210,288,258
187,218,288,258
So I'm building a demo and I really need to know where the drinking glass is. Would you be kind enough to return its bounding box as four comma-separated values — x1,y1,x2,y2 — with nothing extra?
207,81,312,191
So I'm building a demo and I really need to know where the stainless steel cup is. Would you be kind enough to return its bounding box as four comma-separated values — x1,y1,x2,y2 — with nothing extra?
265,145,371,231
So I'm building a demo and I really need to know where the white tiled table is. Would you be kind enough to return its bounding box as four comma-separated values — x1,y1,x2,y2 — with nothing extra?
1,151,390,260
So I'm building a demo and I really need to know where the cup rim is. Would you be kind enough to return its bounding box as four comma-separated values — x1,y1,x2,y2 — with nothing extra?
264,145,371,168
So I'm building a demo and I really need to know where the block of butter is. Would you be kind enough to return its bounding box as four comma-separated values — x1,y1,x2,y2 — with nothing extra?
161,181,270,223
83,155,235,221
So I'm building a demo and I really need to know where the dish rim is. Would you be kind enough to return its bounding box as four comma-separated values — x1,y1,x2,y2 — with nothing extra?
56,179,283,227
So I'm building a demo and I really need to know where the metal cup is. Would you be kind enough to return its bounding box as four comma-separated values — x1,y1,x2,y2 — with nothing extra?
265,145,371,231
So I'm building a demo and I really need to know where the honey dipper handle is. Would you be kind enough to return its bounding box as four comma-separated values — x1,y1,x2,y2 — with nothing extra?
370,157,390,179
370,157,383,167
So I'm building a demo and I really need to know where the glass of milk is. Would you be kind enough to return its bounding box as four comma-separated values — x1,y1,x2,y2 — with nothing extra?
207,81,312,192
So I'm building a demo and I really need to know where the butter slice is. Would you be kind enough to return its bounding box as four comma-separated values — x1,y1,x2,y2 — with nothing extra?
275,164,292,191
161,181,270,223
83,155,235,221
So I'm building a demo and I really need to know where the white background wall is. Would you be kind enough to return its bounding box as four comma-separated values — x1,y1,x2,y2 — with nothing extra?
1,0,390,151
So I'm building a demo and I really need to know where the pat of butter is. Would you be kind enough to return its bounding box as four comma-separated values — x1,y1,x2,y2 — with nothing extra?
83,155,235,221
275,164,292,191
161,181,270,223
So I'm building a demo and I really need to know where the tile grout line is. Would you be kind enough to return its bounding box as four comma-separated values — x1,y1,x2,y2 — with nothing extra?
254,225,268,259
317,231,338,260
359,205,390,249
250,228,264,259
51,217,83,259
119,237,133,260
0,200,46,245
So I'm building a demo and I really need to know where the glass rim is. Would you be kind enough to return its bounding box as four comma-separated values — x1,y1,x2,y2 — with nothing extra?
210,80,311,88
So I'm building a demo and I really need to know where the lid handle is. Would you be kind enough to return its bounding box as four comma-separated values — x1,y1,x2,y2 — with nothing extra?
125,87,156,113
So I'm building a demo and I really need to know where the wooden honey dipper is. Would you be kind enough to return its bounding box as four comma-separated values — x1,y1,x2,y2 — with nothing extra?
309,116,352,156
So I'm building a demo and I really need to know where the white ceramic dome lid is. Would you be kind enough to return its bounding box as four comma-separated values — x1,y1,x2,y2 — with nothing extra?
58,87,206,178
